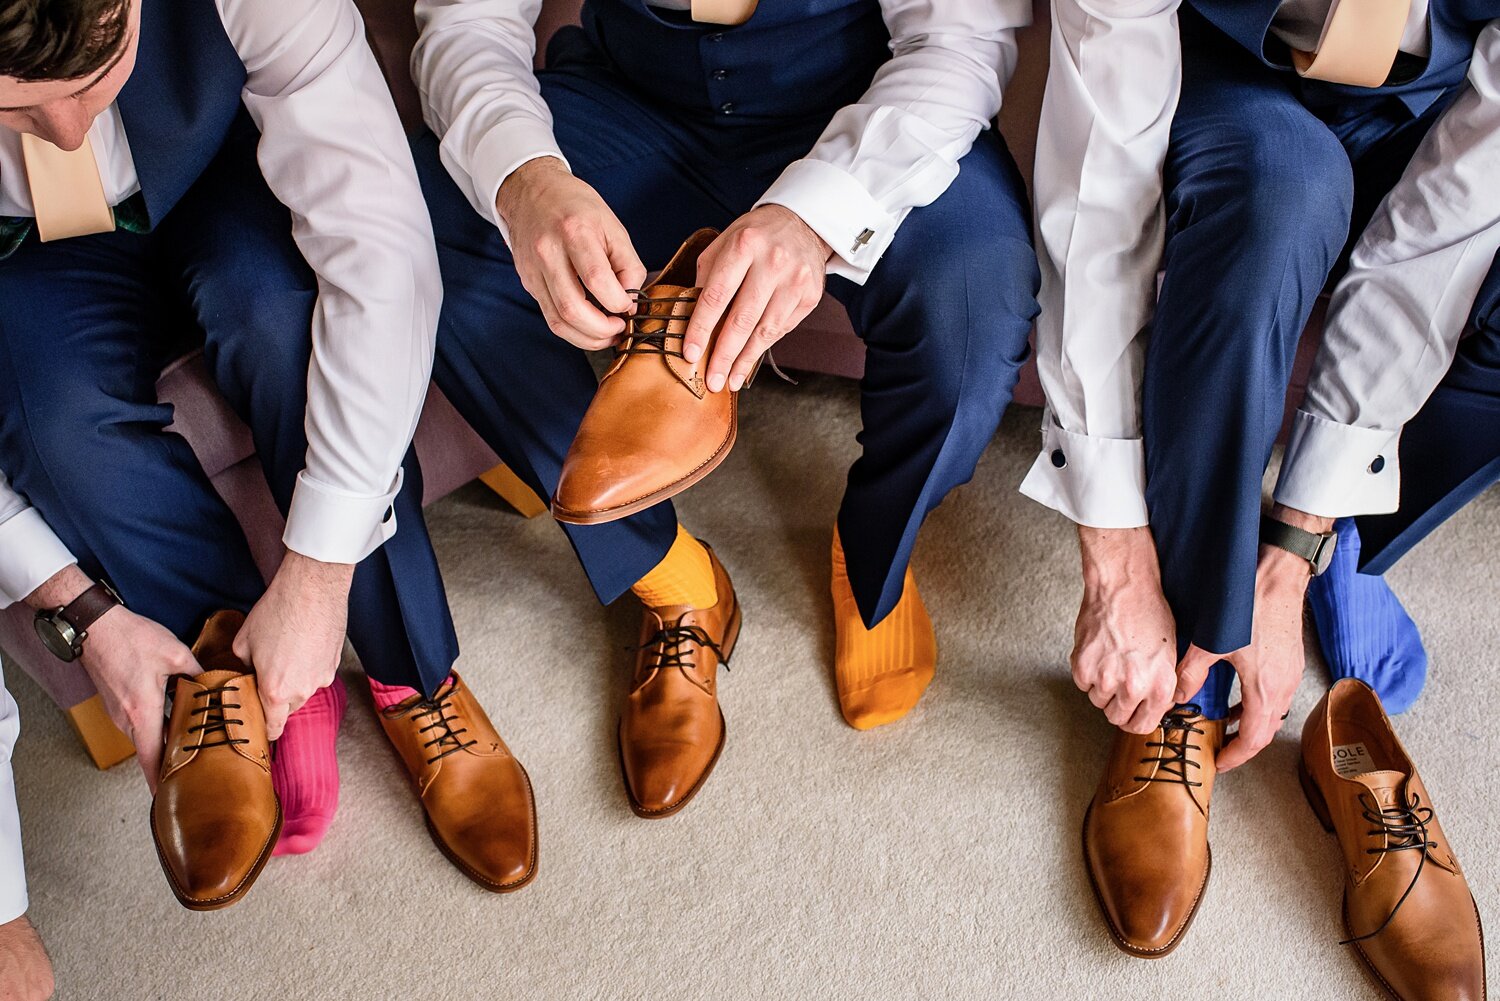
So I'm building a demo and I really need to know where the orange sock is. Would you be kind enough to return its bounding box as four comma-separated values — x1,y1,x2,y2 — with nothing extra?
631,523,718,609
831,529,936,730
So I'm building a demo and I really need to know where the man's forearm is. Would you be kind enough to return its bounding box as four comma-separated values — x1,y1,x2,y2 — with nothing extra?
1078,524,1162,587
24,564,91,612
1268,503,1334,536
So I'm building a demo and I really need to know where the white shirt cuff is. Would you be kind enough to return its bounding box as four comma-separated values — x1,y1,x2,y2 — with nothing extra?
0,681,27,925
1018,419,1149,528
283,468,402,565
0,508,75,609
462,118,570,242
755,158,900,285
1272,410,1402,518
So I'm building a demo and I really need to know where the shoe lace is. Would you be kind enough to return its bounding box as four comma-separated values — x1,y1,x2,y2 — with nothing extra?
614,289,794,383
185,684,249,752
632,618,729,674
1134,703,1204,788
1340,791,1437,945
400,683,478,764
617,289,697,360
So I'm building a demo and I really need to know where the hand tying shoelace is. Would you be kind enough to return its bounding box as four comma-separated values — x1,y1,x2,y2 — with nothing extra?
613,289,794,382
1134,704,1205,788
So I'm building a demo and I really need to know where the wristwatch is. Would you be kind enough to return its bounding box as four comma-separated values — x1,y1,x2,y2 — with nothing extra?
33,581,122,662
1260,514,1338,576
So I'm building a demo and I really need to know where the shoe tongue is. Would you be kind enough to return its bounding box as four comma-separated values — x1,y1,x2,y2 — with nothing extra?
1353,769,1408,806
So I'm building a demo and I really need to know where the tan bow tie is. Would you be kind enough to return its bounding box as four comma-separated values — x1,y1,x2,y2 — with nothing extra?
19,131,115,241
692,0,757,26
1292,0,1414,87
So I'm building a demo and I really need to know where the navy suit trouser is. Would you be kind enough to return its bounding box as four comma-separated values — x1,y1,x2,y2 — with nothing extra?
0,120,456,693
414,31,1040,627
1153,11,1472,716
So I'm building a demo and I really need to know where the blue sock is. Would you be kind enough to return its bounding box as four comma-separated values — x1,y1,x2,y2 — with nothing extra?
1186,661,1234,721
1307,518,1428,714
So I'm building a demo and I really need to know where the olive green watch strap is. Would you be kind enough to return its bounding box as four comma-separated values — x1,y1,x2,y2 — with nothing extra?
1260,515,1338,576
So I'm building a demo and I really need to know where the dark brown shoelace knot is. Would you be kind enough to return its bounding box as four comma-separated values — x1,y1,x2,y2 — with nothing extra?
1135,703,1204,788
185,684,249,752
403,684,478,764
634,619,729,674
1340,791,1437,945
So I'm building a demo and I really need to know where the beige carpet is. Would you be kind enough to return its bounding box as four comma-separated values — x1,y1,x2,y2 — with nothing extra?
9,375,1498,1000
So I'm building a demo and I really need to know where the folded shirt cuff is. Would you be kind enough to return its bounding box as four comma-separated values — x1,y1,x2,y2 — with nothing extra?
0,508,75,609
283,469,402,565
1272,410,1402,518
755,158,899,285
462,118,570,242
1018,420,1149,528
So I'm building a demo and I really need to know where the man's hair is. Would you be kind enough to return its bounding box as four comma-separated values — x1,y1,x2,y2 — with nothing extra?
0,0,131,83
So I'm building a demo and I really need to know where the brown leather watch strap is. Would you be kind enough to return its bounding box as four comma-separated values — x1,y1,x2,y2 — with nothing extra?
61,581,121,634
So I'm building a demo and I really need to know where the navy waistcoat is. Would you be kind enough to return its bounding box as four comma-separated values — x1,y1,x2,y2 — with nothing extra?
114,0,247,228
579,0,890,121
1189,0,1500,114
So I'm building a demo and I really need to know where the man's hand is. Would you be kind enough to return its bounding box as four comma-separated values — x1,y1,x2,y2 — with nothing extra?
26,566,198,790
1072,526,1179,734
1175,506,1330,771
682,205,832,393
232,551,353,741
0,914,54,1001
496,156,646,350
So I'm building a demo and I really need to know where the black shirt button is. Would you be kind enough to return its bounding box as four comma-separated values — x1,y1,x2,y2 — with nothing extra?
1050,449,1067,469
1369,455,1386,474
708,32,725,42
711,68,729,80
720,102,735,115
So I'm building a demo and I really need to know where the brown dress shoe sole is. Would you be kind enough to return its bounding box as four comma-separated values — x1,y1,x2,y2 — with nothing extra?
150,801,283,912
1080,801,1213,960
550,402,738,526
619,598,741,820
422,760,540,894
1299,760,1488,1001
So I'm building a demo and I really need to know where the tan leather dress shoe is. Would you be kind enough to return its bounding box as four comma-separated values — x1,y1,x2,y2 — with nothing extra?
150,610,280,911
1083,705,1224,958
1301,679,1485,1001
619,541,740,818
377,672,537,893
553,228,757,525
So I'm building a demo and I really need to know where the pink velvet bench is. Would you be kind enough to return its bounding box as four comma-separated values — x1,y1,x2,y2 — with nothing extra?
0,0,1324,768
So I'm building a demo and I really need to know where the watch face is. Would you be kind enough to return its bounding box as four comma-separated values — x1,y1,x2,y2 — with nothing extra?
1313,532,1338,576
33,614,79,662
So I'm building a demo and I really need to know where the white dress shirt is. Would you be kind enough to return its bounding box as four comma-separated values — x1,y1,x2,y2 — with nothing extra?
410,0,1029,283
1023,0,1446,528
0,0,441,578
1275,20,1500,516
0,665,25,924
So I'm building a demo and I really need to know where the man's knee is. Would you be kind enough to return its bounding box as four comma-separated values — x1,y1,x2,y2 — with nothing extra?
1173,122,1354,262
3,374,168,501
202,284,316,421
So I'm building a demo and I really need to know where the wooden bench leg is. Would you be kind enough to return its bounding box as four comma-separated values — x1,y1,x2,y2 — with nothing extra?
479,462,548,519
64,694,136,770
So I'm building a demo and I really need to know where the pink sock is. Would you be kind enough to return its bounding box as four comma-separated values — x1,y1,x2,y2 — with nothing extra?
271,676,347,857
367,674,452,710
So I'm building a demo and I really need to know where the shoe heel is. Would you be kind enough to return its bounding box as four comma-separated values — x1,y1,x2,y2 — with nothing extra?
1298,759,1336,833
